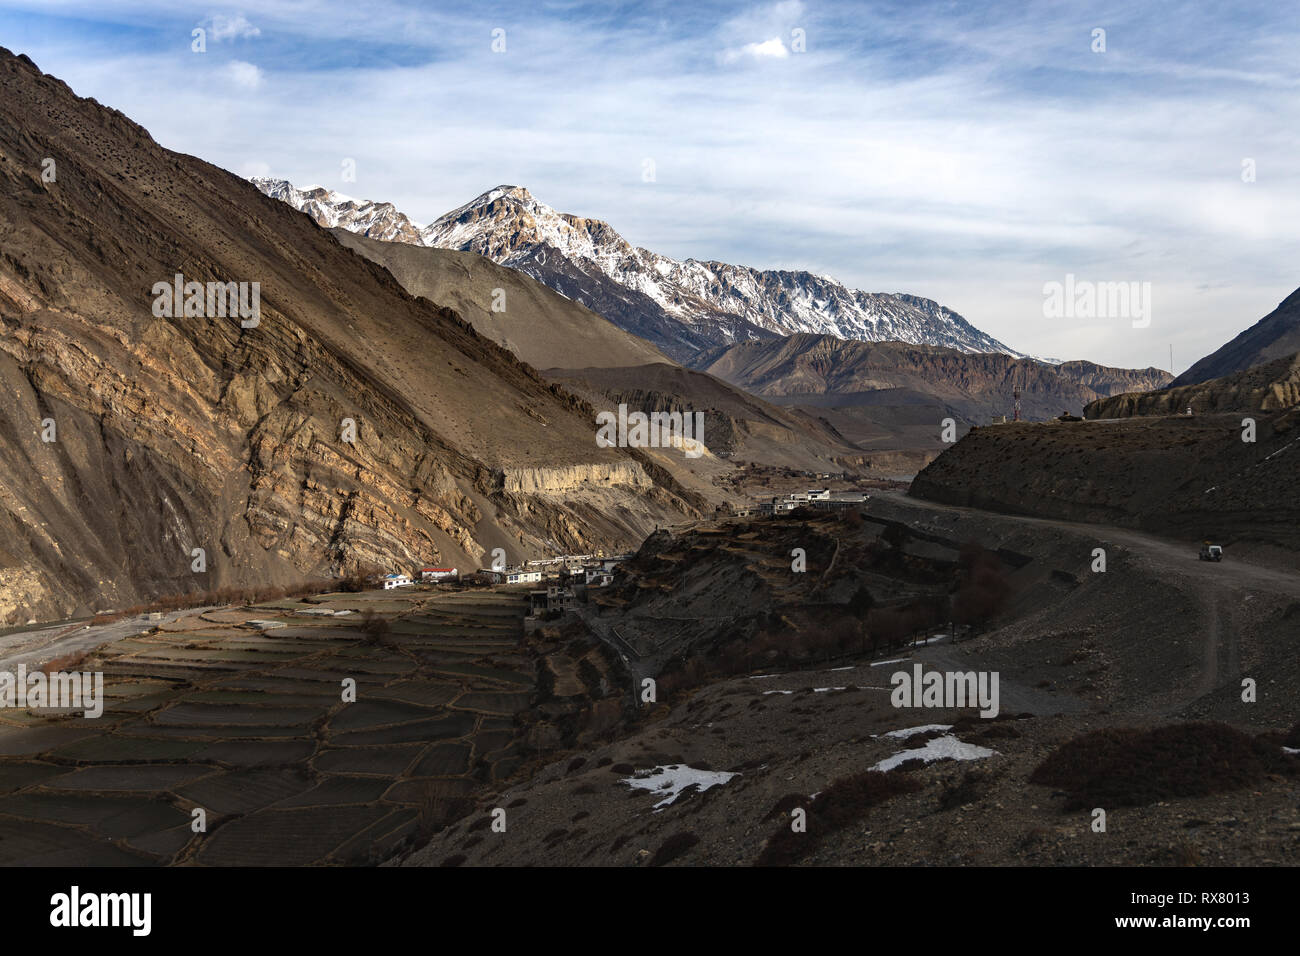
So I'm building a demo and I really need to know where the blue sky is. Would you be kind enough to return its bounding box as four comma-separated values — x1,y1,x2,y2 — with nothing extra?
2,0,1297,370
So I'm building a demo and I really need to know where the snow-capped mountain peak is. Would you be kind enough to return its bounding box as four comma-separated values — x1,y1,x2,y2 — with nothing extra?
251,177,426,244
252,176,1022,361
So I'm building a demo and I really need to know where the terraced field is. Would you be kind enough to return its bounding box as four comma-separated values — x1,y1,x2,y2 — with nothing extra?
0,587,559,865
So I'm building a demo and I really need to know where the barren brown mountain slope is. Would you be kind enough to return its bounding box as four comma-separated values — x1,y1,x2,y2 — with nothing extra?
917,355,1300,551
1086,351,1300,418
1170,286,1300,387
544,363,870,475
0,48,701,624
909,411,1300,551
693,334,1172,423
329,230,671,371
328,232,871,477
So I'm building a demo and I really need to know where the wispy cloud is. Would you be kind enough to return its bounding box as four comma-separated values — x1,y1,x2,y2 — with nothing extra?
0,0,1295,371
201,12,260,42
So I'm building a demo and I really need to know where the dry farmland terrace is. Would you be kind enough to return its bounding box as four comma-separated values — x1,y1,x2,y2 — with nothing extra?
0,586,562,865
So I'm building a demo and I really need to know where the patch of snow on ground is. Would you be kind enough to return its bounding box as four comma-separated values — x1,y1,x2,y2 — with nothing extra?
872,735,996,772
623,765,739,811
870,658,908,667
911,634,948,646
882,723,952,739
765,686,887,696
1285,747,1300,755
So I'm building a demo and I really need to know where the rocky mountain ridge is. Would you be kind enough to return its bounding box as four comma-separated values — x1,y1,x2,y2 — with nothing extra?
253,178,1021,362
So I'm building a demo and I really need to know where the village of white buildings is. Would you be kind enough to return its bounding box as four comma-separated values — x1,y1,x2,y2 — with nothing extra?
733,488,871,517
371,486,869,626
373,553,628,625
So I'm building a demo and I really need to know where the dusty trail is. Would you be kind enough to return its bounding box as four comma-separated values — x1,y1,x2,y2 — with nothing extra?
877,489,1296,716
880,490,1300,597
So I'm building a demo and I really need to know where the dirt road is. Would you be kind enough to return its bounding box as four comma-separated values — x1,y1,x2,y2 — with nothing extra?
0,607,215,671
877,489,1299,716
878,490,1300,596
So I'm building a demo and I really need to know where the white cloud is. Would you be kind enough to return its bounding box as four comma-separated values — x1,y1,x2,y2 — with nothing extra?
224,59,263,89
12,0,1300,372
723,37,790,63
202,14,261,42
722,0,807,38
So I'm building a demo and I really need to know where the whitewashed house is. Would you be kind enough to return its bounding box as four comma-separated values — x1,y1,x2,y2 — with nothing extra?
420,567,458,582
382,573,413,590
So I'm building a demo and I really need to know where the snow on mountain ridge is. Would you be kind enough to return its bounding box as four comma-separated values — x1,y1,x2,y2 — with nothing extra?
251,176,1022,359
251,177,426,244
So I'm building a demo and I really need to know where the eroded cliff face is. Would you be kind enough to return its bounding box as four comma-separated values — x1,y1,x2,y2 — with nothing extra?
499,462,652,495
0,49,699,623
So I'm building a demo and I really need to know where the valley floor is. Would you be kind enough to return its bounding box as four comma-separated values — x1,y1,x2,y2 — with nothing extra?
2,494,1296,866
